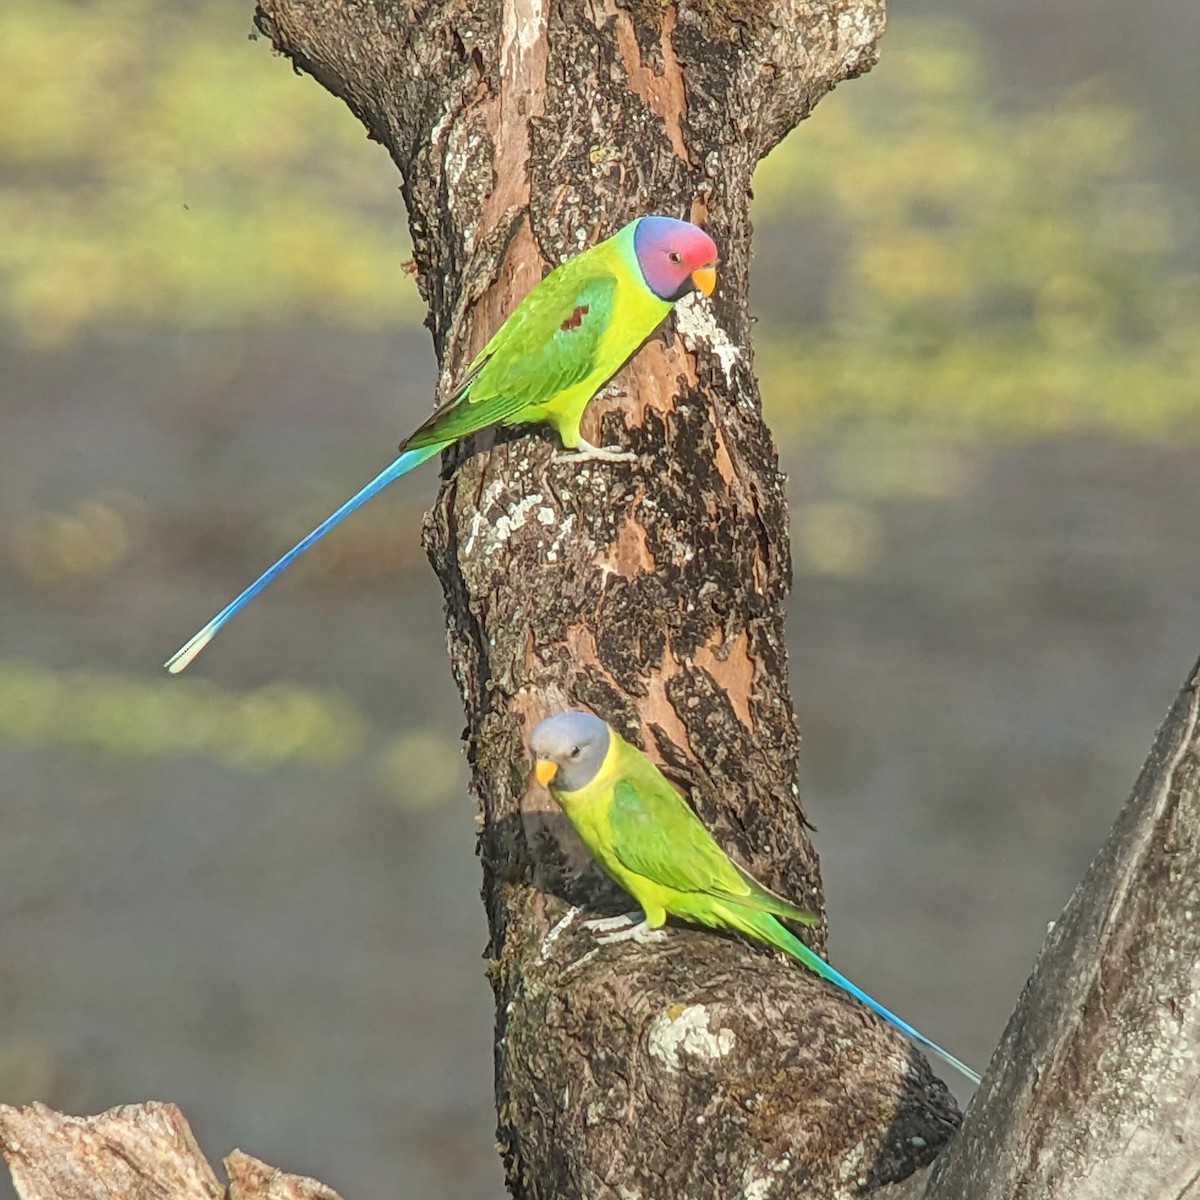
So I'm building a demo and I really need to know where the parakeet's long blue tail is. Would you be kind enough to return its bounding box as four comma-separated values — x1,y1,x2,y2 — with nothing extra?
164,444,442,674
757,913,983,1086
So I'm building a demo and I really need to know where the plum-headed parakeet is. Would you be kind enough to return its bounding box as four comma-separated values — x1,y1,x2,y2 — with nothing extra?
529,710,982,1085
165,216,718,673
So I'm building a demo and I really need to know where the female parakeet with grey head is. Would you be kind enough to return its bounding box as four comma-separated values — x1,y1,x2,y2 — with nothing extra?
165,216,718,673
529,710,982,1086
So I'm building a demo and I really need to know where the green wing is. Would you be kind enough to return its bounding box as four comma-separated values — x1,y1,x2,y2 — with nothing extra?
607,769,816,924
403,263,618,451
608,773,749,897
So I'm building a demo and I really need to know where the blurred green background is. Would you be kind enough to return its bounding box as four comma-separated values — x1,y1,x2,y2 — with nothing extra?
2,2,1198,1197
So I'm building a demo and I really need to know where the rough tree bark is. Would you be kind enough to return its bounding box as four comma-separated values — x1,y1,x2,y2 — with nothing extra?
239,0,967,1194
5,3,1199,1200
0,1104,345,1200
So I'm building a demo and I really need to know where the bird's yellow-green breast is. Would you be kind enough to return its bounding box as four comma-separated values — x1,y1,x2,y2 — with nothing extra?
537,225,674,448
547,727,685,926
547,726,629,865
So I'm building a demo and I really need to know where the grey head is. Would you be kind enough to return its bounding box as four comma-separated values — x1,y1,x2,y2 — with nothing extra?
529,710,611,792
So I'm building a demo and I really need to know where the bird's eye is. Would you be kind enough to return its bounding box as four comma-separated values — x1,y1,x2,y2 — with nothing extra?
668,250,682,265
569,746,581,759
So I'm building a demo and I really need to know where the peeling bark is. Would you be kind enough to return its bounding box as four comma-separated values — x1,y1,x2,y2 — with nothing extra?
0,1102,345,1200
0,1102,223,1200
244,2,974,1198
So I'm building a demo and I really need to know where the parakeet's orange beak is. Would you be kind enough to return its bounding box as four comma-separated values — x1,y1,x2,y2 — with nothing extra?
534,758,558,787
692,264,717,297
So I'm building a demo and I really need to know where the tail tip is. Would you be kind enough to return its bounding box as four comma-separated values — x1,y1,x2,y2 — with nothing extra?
164,629,213,675
936,1051,982,1087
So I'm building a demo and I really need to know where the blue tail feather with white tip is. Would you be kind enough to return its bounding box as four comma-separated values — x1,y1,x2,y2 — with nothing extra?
775,919,982,1085
728,907,982,1085
164,444,441,674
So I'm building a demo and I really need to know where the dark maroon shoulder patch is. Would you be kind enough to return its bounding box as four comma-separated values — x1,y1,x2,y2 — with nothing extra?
561,304,590,331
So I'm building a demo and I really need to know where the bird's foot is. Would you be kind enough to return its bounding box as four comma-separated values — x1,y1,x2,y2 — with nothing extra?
582,912,642,934
556,438,638,464
587,914,667,946
598,921,667,946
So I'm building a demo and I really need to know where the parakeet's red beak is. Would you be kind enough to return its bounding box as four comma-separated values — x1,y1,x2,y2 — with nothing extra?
691,264,717,297
534,758,558,787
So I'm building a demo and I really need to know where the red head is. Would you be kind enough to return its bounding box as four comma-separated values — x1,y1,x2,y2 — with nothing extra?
632,216,719,302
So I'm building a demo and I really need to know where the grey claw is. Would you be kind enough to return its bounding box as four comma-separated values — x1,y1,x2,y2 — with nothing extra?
592,919,667,947
556,437,638,464
582,912,642,934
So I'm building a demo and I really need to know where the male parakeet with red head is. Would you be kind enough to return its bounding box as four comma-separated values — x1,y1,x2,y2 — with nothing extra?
530,710,983,1086
165,216,718,673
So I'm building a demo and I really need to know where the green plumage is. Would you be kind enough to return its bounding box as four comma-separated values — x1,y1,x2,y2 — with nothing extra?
407,229,667,454
163,218,697,674
536,715,982,1085
551,727,818,935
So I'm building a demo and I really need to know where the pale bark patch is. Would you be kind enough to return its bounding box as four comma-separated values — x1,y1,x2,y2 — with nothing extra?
694,629,757,732
485,0,550,226
640,641,696,755
598,510,658,577
606,2,692,165
645,1003,737,1069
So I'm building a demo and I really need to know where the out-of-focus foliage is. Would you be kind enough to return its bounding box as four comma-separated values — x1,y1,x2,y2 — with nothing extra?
0,657,465,805
0,662,364,766
7,491,144,583
0,0,412,346
376,729,469,809
753,21,1200,439
787,426,982,576
2,6,1193,438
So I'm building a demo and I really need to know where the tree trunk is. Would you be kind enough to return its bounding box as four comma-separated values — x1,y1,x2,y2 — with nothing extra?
6,4,1197,1200
239,1,970,1196
252,0,977,1194
922,656,1200,1200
